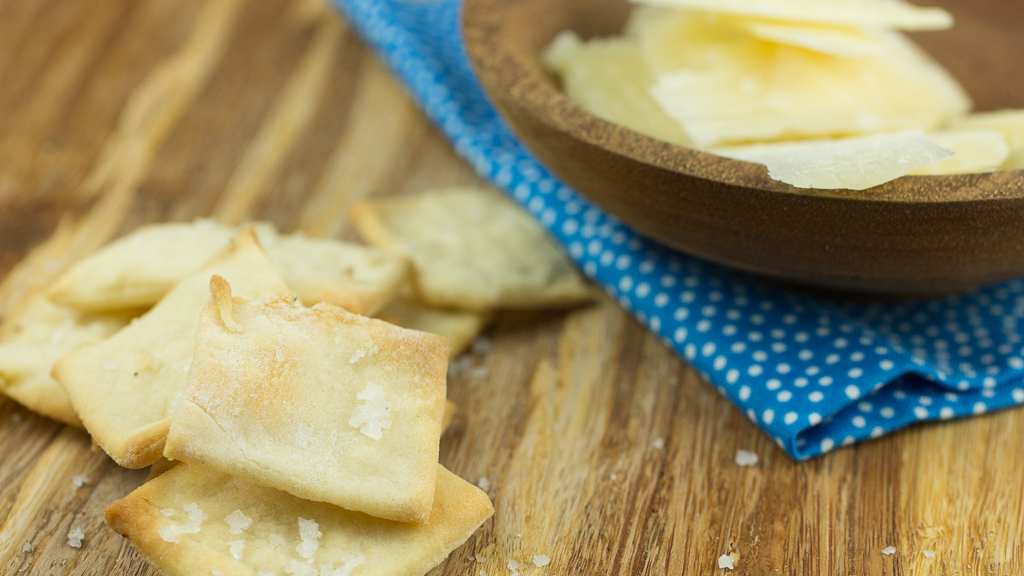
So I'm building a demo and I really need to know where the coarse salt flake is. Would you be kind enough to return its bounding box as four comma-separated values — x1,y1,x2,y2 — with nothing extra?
228,540,245,560
285,559,318,576
320,552,364,576
508,560,519,570
349,349,365,364
652,438,665,449
533,555,550,567
103,361,119,370
21,542,32,553
718,554,734,569
923,549,935,558
72,475,89,488
297,517,322,560
348,383,391,440
259,572,276,576
882,546,896,555
478,477,491,491
471,337,494,355
225,509,253,534
161,508,175,517
67,528,84,548
735,449,759,467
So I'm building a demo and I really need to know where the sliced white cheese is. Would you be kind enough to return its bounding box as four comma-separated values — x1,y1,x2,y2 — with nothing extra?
713,130,954,190
910,129,1009,175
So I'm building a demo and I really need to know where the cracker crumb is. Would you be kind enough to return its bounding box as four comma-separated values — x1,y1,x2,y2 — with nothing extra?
533,555,550,567
72,475,89,488
471,337,494,355
67,528,84,548
882,546,896,555
348,383,392,440
923,549,936,558
718,554,734,570
478,477,491,491
652,438,665,449
225,509,253,534
735,449,759,467
296,517,322,560
21,542,32,553
228,540,245,560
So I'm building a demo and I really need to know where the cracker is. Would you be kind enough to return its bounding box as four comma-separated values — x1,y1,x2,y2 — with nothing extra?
375,297,491,357
47,219,405,316
163,277,449,523
105,463,492,576
52,229,291,468
350,188,591,311
264,234,409,315
442,400,456,434
0,293,138,427
47,220,243,312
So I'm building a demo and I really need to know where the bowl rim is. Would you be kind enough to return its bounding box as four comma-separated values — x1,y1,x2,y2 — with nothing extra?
462,0,1024,206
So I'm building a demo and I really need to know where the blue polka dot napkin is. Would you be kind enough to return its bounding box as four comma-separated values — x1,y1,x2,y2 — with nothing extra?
330,0,1024,459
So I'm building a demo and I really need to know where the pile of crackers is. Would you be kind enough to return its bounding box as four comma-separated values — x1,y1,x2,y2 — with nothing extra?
0,187,592,576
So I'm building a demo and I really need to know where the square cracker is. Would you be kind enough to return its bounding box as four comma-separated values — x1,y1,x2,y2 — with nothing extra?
0,294,139,427
350,187,591,312
263,233,409,316
48,219,407,316
104,462,493,576
52,229,292,468
164,277,449,523
47,220,242,312
375,296,491,357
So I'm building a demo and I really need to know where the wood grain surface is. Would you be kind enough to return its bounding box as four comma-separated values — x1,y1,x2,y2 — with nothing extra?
1,0,1023,575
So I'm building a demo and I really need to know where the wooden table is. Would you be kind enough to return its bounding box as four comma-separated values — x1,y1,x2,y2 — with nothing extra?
1,0,1022,574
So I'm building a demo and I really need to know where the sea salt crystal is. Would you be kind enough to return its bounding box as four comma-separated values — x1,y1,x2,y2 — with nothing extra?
296,518,322,560
717,554,734,570
469,367,490,379
228,540,245,560
72,475,89,488
185,503,208,527
507,560,520,575
735,450,759,467
923,549,935,558
480,572,487,576
21,542,32,553
103,361,118,370
161,508,175,517
159,503,207,543
225,510,253,534
12,412,23,423
882,546,896,555
348,383,392,440
285,559,318,576
259,572,276,576
349,349,365,364
652,438,665,449
448,355,474,377
67,528,84,548
533,555,550,567
610,473,618,481
474,555,488,563
478,477,491,491
320,552,364,576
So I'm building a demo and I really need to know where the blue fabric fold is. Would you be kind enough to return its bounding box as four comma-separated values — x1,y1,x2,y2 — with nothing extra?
330,0,1024,459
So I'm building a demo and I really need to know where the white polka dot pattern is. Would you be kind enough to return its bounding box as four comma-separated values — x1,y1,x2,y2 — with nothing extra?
331,0,1024,459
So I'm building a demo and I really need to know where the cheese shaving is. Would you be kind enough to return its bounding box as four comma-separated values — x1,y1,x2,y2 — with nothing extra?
348,383,392,440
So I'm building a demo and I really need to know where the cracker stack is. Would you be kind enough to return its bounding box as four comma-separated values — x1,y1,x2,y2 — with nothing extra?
0,186,592,576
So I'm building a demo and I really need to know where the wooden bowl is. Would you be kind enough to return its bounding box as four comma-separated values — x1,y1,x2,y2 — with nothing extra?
463,0,1024,294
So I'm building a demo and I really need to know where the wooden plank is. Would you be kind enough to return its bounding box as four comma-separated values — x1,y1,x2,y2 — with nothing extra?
0,0,1022,575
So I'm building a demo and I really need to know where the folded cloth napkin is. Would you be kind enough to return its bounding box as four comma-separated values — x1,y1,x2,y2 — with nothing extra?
331,0,1024,459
